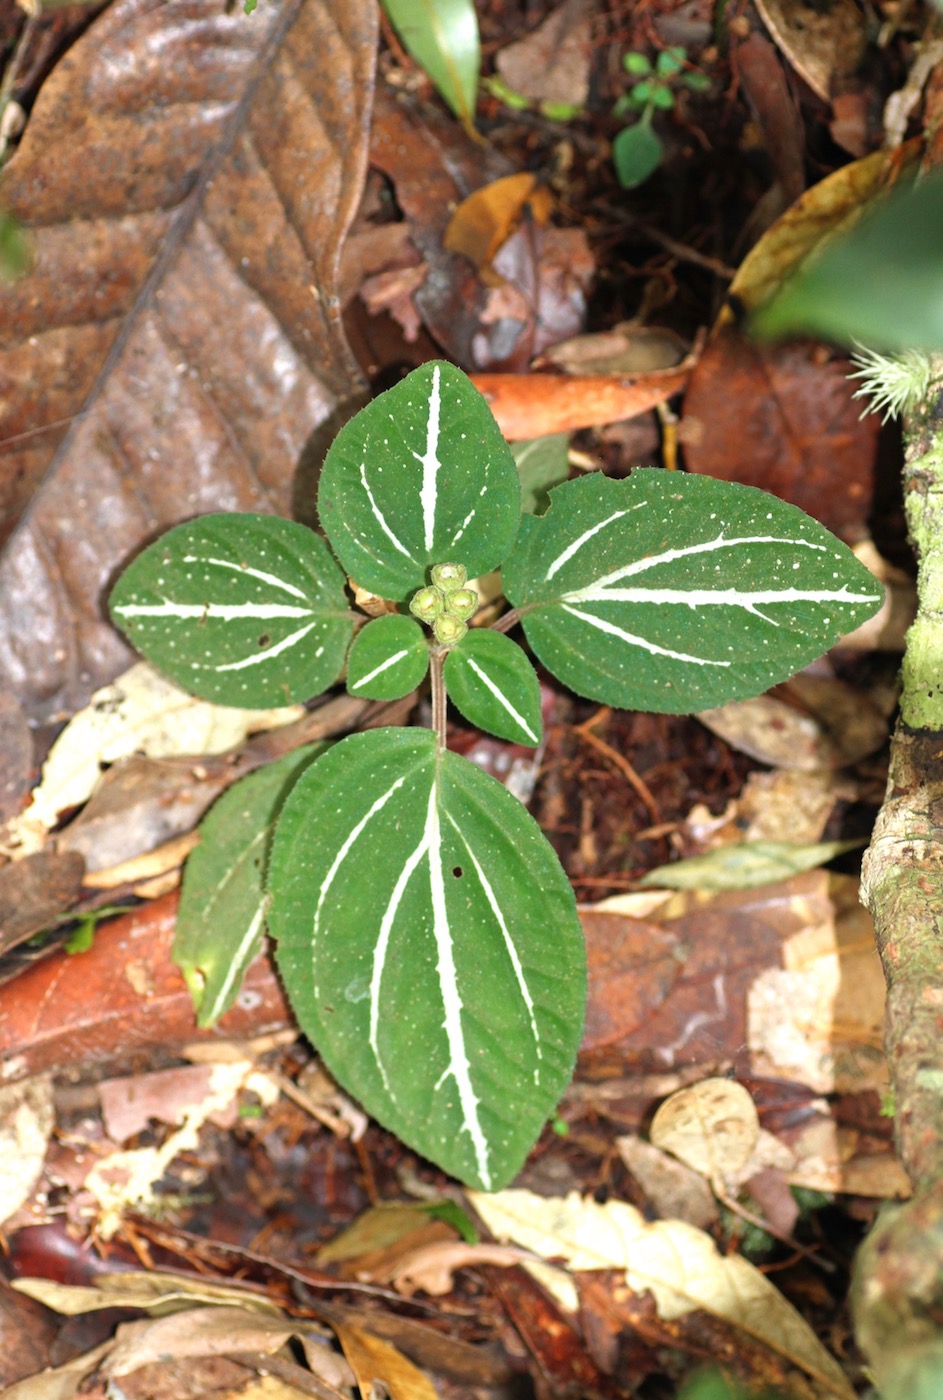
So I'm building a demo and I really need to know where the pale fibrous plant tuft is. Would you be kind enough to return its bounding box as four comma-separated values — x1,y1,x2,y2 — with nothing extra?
848,343,934,423
110,360,883,1191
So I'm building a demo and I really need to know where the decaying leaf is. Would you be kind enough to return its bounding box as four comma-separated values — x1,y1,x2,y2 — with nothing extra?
0,0,377,723
0,1075,54,1227
650,1079,761,1189
10,662,303,846
650,1078,794,1195
470,1189,855,1398
495,0,594,108
332,1320,439,1400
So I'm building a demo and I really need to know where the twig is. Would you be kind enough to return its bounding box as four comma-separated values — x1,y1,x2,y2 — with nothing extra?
574,707,661,825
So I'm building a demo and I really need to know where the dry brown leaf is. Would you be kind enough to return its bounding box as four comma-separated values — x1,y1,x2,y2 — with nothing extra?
0,0,377,724
0,1075,54,1226
332,1320,439,1400
385,1240,532,1296
650,1079,761,1191
495,0,594,108
718,141,921,321
471,1189,855,1399
616,1135,719,1230
444,172,553,280
754,0,866,101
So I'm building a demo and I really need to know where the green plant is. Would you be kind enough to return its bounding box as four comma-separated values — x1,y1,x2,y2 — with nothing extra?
612,46,710,189
110,360,882,1191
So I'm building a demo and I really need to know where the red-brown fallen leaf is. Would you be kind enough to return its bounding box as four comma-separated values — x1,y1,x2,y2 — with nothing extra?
0,0,377,724
0,893,291,1084
483,1263,613,1396
580,910,683,1050
470,367,690,440
0,1279,59,1388
680,330,878,541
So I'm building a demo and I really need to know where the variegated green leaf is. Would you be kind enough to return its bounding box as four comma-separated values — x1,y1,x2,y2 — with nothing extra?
174,744,329,1027
318,362,521,600
346,614,429,701
110,515,354,708
268,727,585,1191
502,471,884,712
444,629,542,746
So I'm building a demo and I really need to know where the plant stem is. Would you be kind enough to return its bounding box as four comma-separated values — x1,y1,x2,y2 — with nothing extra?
430,648,447,750
854,353,943,1397
491,607,521,634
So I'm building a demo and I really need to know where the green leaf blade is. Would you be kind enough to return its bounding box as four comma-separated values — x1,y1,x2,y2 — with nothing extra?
444,629,542,746
752,168,943,352
612,121,664,188
346,614,429,701
268,728,585,1190
174,744,329,1027
381,0,480,129
318,362,521,600
110,515,354,708
502,471,884,713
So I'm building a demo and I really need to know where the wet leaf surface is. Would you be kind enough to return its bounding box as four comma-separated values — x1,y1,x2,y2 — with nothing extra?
0,0,377,723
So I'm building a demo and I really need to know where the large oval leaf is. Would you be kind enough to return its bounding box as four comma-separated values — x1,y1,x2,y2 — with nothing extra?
174,743,329,1027
317,362,521,600
110,514,354,707
502,470,883,713
268,727,585,1191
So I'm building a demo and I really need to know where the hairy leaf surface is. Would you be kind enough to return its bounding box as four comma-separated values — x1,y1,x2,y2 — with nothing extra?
444,629,542,746
346,614,429,701
502,470,883,712
110,515,353,707
318,362,521,599
268,727,585,1190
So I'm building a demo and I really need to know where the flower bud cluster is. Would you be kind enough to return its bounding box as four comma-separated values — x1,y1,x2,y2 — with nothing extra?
409,563,478,646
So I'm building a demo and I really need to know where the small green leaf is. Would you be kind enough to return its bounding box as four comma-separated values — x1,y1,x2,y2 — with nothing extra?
629,80,654,104
347,615,429,701
174,744,328,1026
482,75,531,111
612,121,664,189
318,362,521,600
650,84,676,110
623,51,652,76
681,70,712,92
752,168,943,352
638,839,863,891
444,629,542,746
539,100,582,121
423,1199,478,1242
381,0,480,130
110,514,353,708
656,47,686,76
501,470,884,713
268,727,585,1191
511,434,570,515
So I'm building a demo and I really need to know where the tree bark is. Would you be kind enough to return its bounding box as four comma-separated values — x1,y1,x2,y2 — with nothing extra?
855,356,943,1399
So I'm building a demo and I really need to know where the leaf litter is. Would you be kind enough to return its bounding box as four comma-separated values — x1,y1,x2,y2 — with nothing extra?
0,0,920,1394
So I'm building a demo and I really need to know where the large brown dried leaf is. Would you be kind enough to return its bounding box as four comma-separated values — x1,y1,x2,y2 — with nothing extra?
0,0,377,723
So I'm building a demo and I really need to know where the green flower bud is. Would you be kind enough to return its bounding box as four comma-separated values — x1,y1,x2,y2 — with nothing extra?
410,586,443,623
433,614,467,646
446,587,478,621
430,561,467,592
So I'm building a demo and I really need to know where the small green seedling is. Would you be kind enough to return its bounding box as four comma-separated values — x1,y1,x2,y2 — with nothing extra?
613,46,710,189
110,361,882,1191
